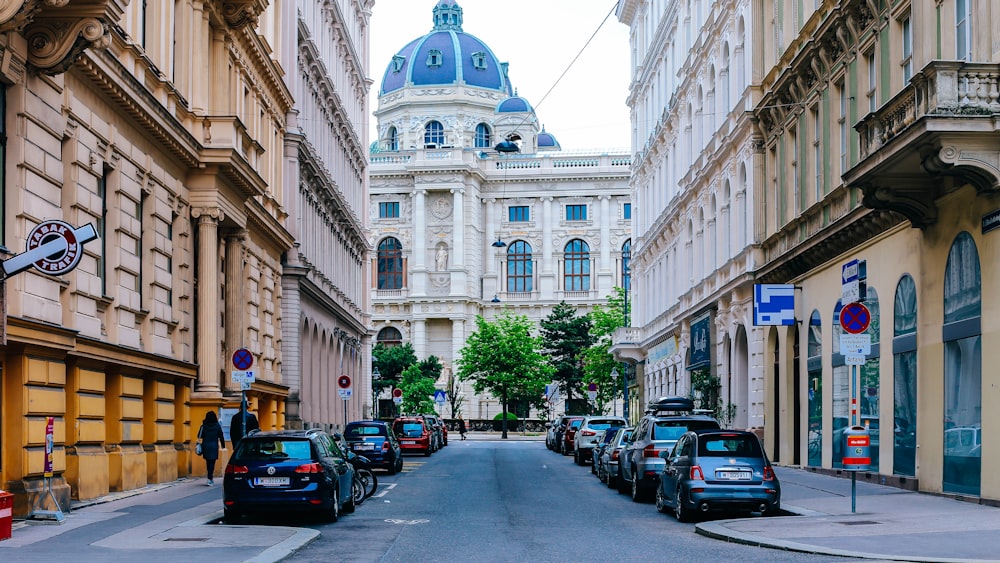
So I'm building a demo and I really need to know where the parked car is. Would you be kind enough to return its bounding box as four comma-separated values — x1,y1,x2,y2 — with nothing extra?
222,428,355,523
547,415,572,451
424,414,448,447
620,397,720,502
598,426,634,489
561,416,585,456
344,420,403,474
656,429,781,522
574,416,626,465
393,416,434,456
590,428,621,475
418,414,443,452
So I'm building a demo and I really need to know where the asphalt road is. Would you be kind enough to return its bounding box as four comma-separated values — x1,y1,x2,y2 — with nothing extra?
278,440,845,563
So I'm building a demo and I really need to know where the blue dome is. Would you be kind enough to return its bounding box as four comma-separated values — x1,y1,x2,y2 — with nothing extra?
537,128,561,150
379,2,512,96
496,95,533,113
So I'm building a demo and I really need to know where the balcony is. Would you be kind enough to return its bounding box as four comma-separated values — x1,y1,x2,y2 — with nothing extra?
845,60,1000,227
609,327,643,363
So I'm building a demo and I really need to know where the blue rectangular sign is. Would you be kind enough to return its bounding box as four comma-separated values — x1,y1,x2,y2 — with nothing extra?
754,284,796,326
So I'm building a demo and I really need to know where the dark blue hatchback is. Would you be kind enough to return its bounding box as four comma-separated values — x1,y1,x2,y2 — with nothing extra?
344,420,403,474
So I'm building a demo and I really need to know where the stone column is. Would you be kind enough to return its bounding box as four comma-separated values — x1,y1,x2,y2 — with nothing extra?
452,188,465,266
599,195,611,270
541,197,553,269
413,189,427,268
224,229,248,395
412,319,426,359
193,207,223,395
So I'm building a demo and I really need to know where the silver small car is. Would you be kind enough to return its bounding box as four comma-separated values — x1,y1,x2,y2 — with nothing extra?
597,426,633,488
573,416,626,465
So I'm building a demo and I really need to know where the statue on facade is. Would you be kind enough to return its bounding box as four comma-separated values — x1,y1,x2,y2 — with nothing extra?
435,245,448,271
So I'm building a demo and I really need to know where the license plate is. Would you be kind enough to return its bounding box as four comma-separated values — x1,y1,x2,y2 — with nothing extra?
402,440,415,445
254,477,290,486
716,471,751,480
353,443,375,451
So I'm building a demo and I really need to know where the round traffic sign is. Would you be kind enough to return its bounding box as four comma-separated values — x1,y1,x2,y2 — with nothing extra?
392,388,403,398
587,382,598,392
28,220,87,276
338,375,351,389
232,347,254,370
839,302,871,334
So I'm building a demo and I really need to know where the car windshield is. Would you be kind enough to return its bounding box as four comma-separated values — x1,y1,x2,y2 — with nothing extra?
588,420,621,430
601,428,621,443
653,420,717,441
346,425,385,437
238,439,313,461
569,420,583,429
698,434,763,457
394,422,424,438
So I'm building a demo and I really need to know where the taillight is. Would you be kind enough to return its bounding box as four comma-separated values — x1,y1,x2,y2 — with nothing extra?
611,451,619,461
582,430,597,436
295,463,323,473
382,442,390,452
642,444,660,458
763,466,775,481
225,465,248,474
690,465,704,480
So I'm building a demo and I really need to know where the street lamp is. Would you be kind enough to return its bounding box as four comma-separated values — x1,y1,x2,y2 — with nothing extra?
610,367,619,417
371,366,381,420
621,246,631,421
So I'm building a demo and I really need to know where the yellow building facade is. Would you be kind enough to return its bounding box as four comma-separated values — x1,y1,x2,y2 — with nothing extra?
0,1,295,517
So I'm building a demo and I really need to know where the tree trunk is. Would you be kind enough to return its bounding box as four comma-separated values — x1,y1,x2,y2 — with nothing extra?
501,387,509,439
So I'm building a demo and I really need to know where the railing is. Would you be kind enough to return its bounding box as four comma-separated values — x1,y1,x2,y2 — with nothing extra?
375,289,405,298
370,148,631,173
370,154,411,164
858,61,1000,159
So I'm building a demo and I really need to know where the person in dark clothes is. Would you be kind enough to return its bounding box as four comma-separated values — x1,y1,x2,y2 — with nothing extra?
229,402,260,450
197,410,226,485
458,416,467,440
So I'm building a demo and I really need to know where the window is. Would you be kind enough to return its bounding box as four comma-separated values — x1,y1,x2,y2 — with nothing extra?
377,237,404,290
563,239,590,291
427,49,442,67
623,203,631,219
424,121,444,147
622,240,631,291
507,241,533,293
566,204,587,221
812,105,822,202
391,55,405,73
474,123,491,148
893,274,917,477
471,51,487,70
387,126,398,151
379,202,400,218
901,15,913,82
0,87,5,250
807,310,822,467
98,166,109,295
866,51,877,112
508,206,529,222
837,80,848,177
956,0,970,61
377,327,403,346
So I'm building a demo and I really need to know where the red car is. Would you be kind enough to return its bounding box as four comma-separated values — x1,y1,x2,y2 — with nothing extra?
561,416,585,456
392,416,433,456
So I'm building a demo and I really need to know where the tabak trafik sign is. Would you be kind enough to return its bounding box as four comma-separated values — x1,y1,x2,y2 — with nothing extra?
2,220,99,278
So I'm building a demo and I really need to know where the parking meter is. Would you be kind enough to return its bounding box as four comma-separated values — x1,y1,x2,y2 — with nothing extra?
842,426,871,471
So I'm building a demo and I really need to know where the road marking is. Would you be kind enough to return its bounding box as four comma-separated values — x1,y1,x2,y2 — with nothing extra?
372,483,397,498
385,519,429,525
401,461,425,473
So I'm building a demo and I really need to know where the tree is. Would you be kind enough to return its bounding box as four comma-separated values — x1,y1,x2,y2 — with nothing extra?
398,364,438,414
445,369,464,418
540,301,593,414
582,287,627,414
457,312,554,438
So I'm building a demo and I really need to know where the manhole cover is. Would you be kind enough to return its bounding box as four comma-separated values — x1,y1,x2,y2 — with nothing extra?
838,520,880,526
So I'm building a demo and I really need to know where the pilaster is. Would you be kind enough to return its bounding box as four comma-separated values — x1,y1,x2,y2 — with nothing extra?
192,207,223,396
223,229,248,395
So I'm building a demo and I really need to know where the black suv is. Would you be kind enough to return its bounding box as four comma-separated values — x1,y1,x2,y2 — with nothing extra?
619,397,720,502
223,428,356,523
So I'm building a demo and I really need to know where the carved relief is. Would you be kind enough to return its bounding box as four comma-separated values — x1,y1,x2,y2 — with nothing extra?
222,0,267,29
26,16,108,74
430,195,452,219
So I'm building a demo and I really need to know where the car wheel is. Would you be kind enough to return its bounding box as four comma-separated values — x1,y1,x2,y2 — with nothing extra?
423,447,432,457
616,470,628,493
223,508,242,524
343,484,356,514
574,449,582,465
630,470,644,502
590,459,597,474
396,458,404,473
655,486,670,514
387,457,398,475
674,487,694,523
328,488,340,523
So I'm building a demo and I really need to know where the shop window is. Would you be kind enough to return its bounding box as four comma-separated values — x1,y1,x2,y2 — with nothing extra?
893,274,918,477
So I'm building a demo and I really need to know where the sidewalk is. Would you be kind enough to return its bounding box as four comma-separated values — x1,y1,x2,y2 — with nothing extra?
697,466,1000,562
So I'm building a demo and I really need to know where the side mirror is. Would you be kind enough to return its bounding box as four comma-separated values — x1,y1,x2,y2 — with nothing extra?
659,450,671,460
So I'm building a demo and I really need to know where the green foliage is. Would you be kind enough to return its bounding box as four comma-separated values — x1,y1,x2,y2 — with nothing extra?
540,301,593,406
581,288,628,413
493,412,518,420
457,312,555,422
373,343,417,394
398,364,437,414
446,370,464,418
417,355,444,381
690,367,737,425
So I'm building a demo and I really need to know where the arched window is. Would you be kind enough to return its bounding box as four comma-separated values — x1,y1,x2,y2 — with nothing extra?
475,123,491,148
377,327,403,347
893,274,918,477
506,240,533,293
424,121,444,147
807,309,822,467
859,287,881,472
831,299,848,468
387,126,398,151
563,239,590,292
943,232,981,495
377,237,404,290
622,240,631,291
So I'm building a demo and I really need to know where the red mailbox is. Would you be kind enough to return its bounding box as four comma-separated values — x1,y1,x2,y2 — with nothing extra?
0,491,14,541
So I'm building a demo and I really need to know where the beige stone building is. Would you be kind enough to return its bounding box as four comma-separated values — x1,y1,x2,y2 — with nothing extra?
0,0,371,517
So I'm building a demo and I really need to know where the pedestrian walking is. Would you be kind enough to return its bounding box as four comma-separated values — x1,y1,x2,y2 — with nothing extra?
458,416,467,440
229,401,260,451
197,410,226,485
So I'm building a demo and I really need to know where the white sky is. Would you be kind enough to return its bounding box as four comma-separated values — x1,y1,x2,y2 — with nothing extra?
368,0,632,152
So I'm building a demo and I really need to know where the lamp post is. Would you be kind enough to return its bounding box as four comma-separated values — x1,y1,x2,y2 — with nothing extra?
610,367,619,417
372,366,381,420
622,247,631,421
